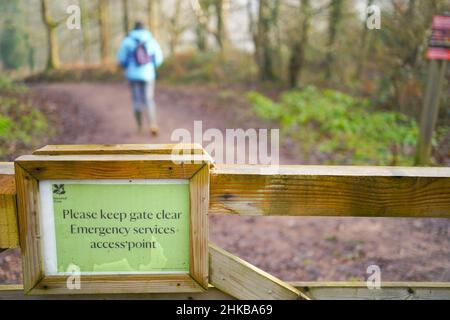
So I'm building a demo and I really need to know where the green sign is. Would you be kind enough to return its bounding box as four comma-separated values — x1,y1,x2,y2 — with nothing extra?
43,180,190,274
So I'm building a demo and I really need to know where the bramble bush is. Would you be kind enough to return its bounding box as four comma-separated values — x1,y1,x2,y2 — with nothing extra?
158,50,256,85
247,86,420,165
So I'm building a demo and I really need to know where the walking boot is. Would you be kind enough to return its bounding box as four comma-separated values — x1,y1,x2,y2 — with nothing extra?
134,111,142,133
150,125,159,136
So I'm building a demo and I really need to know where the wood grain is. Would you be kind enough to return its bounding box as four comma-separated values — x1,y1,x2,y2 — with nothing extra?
295,281,450,300
33,144,206,156
14,164,43,293
13,151,211,294
0,163,18,248
2,282,450,300
0,284,230,300
210,165,450,217
209,243,307,300
189,164,209,289
16,154,209,180
30,274,204,295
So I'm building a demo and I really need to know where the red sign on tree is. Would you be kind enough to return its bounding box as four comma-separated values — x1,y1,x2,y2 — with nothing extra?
427,15,450,60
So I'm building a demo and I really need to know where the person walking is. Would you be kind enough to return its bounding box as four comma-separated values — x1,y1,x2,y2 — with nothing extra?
117,21,164,135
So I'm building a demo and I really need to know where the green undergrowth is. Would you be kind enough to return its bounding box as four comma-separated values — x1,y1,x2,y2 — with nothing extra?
247,86,424,165
0,75,51,160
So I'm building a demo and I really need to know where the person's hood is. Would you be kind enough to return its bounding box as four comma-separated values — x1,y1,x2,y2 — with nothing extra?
128,29,153,42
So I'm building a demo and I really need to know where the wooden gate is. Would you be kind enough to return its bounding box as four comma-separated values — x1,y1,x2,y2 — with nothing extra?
1,144,449,300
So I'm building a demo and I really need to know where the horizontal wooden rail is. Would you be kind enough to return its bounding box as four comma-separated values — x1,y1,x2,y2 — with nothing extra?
2,162,450,248
33,144,206,155
210,165,450,217
294,281,450,300
0,163,18,249
1,282,449,300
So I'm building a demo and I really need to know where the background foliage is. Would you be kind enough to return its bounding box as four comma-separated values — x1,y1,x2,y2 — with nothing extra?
0,76,50,160
248,87,421,165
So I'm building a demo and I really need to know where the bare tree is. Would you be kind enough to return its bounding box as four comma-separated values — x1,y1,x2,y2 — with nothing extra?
190,0,212,52
98,0,110,64
80,0,91,63
213,0,229,52
40,0,60,70
247,0,260,76
148,0,159,38
379,0,444,116
288,0,312,88
324,0,345,81
122,0,130,34
356,0,374,79
255,0,277,81
167,0,185,56
191,0,232,53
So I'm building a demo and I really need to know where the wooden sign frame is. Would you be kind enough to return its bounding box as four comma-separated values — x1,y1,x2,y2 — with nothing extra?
14,147,210,295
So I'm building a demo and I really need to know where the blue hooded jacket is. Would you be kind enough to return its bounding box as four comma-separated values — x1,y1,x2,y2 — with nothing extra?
117,29,164,82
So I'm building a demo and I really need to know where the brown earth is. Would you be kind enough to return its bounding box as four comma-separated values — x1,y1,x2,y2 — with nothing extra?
1,82,449,284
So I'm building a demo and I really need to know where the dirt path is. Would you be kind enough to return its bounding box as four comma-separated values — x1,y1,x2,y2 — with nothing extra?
37,82,236,145
1,82,449,284
33,82,298,164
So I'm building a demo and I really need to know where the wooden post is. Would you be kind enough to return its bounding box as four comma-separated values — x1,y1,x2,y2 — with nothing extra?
416,60,448,165
0,163,18,249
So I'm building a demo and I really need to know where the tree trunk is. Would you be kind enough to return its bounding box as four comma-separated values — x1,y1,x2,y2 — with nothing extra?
325,0,344,81
40,0,60,70
356,0,374,79
24,33,35,72
21,3,35,71
148,0,159,38
256,0,275,81
80,0,91,63
288,0,311,88
168,0,183,56
270,0,283,81
193,0,211,52
407,0,416,17
196,24,208,52
214,0,229,52
122,0,130,35
247,0,259,77
98,0,110,64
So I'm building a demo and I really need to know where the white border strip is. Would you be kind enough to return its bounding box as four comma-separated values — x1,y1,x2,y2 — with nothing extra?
44,179,189,185
39,181,57,275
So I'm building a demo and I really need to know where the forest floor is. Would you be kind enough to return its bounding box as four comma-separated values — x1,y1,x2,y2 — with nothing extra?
1,82,449,284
